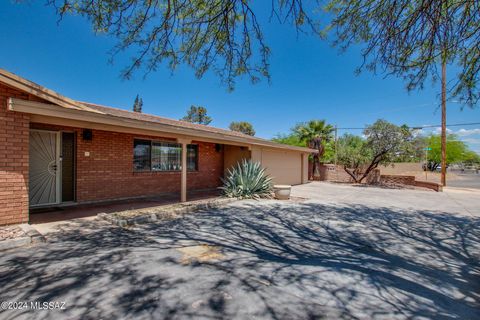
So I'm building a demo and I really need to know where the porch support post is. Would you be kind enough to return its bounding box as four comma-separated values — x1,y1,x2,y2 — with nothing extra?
178,139,191,202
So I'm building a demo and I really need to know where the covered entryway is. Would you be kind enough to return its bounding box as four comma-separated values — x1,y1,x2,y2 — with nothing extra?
29,130,75,207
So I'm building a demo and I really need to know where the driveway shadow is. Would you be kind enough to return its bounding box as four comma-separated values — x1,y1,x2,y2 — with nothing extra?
0,201,479,319
140,201,480,319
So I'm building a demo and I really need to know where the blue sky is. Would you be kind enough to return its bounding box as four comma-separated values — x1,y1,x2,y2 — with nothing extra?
1,1,479,153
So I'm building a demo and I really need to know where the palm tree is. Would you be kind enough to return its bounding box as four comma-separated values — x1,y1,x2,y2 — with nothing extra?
295,120,334,179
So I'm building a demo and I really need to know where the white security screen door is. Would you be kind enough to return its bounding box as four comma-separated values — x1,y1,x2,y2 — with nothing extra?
29,130,61,206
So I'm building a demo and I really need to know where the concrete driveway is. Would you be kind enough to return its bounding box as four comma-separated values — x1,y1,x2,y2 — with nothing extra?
447,173,480,190
0,182,479,319
292,181,480,217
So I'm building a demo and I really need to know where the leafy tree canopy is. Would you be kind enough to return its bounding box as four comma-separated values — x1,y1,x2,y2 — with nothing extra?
325,0,480,106
321,140,335,164
181,105,212,125
272,133,306,148
398,134,427,163
337,119,412,182
42,1,480,99
45,0,319,90
337,134,371,177
229,121,255,136
426,134,472,170
463,150,480,166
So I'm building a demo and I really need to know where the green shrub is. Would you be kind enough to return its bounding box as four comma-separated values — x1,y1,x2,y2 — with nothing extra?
220,160,273,199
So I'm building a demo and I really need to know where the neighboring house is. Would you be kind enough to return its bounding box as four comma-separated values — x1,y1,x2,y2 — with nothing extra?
0,69,314,225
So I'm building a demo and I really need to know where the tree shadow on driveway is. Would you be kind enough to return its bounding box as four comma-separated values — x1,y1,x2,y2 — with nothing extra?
0,201,479,319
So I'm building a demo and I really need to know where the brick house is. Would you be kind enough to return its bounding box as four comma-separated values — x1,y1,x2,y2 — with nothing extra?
0,69,314,225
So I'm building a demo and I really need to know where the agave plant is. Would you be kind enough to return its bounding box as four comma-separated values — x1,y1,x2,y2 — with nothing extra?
220,160,273,199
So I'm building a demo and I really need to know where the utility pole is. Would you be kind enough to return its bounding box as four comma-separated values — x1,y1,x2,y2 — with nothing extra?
440,1,448,187
441,53,447,186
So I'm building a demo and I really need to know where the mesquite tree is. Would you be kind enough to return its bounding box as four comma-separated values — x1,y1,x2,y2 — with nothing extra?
337,120,412,183
325,0,480,185
33,1,480,102
43,0,319,90
425,134,471,171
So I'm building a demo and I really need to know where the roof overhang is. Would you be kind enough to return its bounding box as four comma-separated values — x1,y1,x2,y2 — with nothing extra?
9,98,317,153
0,69,102,113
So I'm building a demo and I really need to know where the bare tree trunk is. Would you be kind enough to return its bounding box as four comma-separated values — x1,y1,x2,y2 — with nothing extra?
313,154,320,179
441,56,447,186
343,166,359,183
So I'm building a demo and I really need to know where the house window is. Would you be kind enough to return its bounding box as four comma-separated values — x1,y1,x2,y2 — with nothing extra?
152,142,182,171
187,144,198,171
133,139,198,172
133,139,151,171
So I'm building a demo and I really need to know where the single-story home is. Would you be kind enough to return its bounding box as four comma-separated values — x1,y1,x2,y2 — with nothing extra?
0,68,315,225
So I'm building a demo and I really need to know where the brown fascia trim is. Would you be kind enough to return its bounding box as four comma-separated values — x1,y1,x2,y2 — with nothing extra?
0,69,102,113
8,98,317,154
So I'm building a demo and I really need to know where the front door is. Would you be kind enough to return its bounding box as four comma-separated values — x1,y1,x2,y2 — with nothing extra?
61,132,75,202
29,130,61,206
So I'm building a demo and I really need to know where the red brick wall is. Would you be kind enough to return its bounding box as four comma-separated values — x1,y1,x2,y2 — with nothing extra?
0,78,223,226
311,163,380,184
380,174,442,191
0,83,48,225
414,180,442,192
30,123,224,202
380,174,416,186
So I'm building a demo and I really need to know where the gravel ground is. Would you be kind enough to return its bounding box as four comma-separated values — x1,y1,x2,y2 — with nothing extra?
0,225,26,241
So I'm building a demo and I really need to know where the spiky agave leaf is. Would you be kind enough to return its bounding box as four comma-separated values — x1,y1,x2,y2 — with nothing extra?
220,159,273,199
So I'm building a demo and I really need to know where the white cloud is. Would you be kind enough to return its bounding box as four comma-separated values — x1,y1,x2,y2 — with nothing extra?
419,127,480,137
461,138,480,144
434,127,452,134
455,128,480,136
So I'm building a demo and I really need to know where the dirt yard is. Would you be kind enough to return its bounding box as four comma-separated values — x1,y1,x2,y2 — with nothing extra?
379,162,461,184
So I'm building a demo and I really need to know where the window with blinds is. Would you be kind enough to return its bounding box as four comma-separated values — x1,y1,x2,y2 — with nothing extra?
152,142,182,171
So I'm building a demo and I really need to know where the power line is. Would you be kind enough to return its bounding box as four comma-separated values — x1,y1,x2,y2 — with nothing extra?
337,122,480,130
412,122,480,129
336,127,365,130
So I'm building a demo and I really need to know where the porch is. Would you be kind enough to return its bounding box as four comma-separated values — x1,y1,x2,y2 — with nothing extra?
27,124,250,224
29,189,221,224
